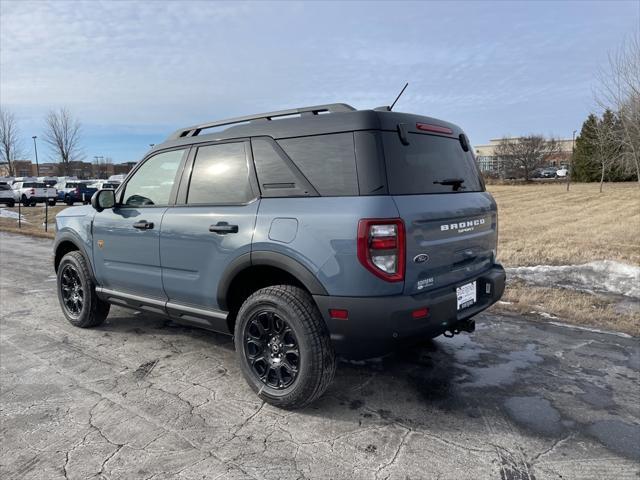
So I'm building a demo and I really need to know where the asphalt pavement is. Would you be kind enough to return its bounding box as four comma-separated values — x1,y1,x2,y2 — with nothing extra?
1,232,638,479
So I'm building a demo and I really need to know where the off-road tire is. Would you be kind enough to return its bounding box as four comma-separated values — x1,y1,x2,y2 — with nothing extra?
57,251,110,328
234,285,336,409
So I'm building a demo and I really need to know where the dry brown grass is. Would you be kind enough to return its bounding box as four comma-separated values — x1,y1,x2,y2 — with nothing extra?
491,279,639,337
0,204,64,239
488,182,640,267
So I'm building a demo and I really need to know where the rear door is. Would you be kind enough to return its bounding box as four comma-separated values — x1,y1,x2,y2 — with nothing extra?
160,140,259,327
381,131,497,296
92,148,187,299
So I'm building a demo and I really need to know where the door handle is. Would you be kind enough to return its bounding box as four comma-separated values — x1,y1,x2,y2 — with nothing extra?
209,222,239,234
133,220,154,230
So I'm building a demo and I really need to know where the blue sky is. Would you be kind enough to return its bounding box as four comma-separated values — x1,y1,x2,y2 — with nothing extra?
1,0,638,163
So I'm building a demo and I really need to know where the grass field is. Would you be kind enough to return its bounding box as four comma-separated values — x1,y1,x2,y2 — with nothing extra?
487,182,639,335
488,182,640,267
1,183,638,334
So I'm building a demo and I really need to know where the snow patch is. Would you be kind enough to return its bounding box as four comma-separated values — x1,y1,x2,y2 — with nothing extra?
0,208,26,222
547,321,633,339
507,261,640,299
531,311,560,320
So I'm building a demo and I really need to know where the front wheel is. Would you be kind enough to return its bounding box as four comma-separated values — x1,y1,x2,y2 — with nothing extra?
57,251,110,328
234,285,336,409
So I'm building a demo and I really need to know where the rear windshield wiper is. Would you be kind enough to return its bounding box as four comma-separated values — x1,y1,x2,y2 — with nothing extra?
433,178,466,191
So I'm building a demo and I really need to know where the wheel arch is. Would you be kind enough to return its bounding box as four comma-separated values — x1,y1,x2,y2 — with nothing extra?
218,251,328,332
53,233,96,282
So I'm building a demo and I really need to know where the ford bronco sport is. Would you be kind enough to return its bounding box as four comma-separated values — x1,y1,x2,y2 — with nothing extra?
54,103,505,408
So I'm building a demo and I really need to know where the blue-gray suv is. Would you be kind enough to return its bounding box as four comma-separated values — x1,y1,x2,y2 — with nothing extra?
54,103,505,408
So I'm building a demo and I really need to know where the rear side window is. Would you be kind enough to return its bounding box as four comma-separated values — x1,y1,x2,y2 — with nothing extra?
277,133,358,196
251,138,313,197
382,133,483,194
187,142,253,204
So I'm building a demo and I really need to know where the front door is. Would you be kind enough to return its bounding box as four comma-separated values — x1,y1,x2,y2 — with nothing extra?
92,148,187,299
160,141,259,322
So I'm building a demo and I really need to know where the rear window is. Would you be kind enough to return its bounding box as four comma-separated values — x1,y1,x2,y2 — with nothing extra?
277,133,358,196
382,132,483,194
23,182,45,188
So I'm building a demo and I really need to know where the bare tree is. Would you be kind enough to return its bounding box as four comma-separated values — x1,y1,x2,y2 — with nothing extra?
494,135,561,181
43,108,82,175
596,33,640,183
593,110,625,192
0,109,24,176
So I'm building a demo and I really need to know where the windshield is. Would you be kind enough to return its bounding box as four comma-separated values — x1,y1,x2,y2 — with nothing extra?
382,132,484,194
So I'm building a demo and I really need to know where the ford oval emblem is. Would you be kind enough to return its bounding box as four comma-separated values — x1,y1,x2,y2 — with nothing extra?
413,253,429,264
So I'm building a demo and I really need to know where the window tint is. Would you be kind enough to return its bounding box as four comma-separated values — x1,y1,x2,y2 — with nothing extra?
0,184,9,190
382,132,483,194
187,142,253,204
277,133,358,196
251,138,311,197
122,149,184,206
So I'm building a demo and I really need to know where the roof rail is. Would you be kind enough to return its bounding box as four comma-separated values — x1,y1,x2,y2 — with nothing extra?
167,103,356,140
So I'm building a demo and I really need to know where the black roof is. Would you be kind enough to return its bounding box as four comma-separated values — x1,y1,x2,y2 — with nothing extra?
152,103,465,153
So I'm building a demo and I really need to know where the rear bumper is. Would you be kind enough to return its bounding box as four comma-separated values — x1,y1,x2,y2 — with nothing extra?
313,264,505,359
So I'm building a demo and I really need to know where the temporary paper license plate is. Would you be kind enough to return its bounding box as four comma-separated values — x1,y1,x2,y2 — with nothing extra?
456,281,476,310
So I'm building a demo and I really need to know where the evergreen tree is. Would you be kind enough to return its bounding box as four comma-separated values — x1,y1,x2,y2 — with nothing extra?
572,114,600,182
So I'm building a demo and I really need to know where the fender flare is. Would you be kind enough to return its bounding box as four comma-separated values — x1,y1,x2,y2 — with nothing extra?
216,250,328,311
53,231,96,282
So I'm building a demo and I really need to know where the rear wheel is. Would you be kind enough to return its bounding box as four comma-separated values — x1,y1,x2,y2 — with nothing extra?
234,285,336,409
65,195,74,206
6,199,14,208
48,199,56,206
57,251,110,328
21,195,30,207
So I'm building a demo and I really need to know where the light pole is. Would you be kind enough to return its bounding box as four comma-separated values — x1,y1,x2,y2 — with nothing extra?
567,129,576,192
32,136,40,176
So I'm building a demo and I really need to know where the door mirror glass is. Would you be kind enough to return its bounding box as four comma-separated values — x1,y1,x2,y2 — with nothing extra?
91,189,115,212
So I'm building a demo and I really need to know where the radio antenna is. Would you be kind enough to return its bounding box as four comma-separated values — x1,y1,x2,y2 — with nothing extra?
389,82,409,111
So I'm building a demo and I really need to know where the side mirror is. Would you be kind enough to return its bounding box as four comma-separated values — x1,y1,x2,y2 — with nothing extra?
91,189,115,212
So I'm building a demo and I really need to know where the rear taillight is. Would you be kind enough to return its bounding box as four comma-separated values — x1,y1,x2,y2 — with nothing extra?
30,188,35,195
75,188,80,194
357,218,405,282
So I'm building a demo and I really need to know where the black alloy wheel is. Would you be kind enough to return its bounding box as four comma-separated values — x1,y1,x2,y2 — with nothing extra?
244,310,300,390
60,263,84,318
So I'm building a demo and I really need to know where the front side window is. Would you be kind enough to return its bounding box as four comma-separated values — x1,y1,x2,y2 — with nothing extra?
122,149,184,206
187,142,253,204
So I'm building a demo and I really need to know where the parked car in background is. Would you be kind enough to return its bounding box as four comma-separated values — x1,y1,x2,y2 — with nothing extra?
540,167,557,178
55,181,98,205
555,167,568,177
88,180,121,190
0,183,18,207
12,181,57,206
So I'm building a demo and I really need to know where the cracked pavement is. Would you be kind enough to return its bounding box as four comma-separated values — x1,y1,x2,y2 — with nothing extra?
1,232,639,479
